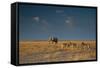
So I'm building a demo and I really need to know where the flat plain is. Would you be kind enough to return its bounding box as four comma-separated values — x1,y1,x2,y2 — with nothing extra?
19,40,96,64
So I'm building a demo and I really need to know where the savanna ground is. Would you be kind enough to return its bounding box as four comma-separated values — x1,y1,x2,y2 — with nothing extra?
19,40,96,64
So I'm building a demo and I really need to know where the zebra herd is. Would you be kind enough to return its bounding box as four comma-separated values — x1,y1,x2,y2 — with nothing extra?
48,36,91,49
61,42,90,49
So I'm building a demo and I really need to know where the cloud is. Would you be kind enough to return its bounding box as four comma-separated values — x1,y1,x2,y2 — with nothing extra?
32,16,49,26
32,16,40,22
65,19,70,24
56,10,67,17
65,17,71,23
65,17,73,23
42,19,49,26
56,10,64,13
65,17,74,29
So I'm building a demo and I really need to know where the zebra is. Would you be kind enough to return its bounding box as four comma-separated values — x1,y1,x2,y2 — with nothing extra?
48,36,58,44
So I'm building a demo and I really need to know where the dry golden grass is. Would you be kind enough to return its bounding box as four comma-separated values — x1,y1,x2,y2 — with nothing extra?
19,40,96,64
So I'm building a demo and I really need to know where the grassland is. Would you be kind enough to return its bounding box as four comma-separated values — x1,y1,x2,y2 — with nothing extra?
19,40,96,64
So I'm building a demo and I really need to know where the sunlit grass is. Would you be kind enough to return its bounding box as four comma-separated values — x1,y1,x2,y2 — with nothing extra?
19,40,96,64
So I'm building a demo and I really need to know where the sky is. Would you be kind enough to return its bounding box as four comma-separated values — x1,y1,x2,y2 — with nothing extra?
19,4,96,41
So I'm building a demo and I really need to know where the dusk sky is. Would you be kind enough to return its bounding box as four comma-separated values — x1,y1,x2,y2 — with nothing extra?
19,4,96,41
